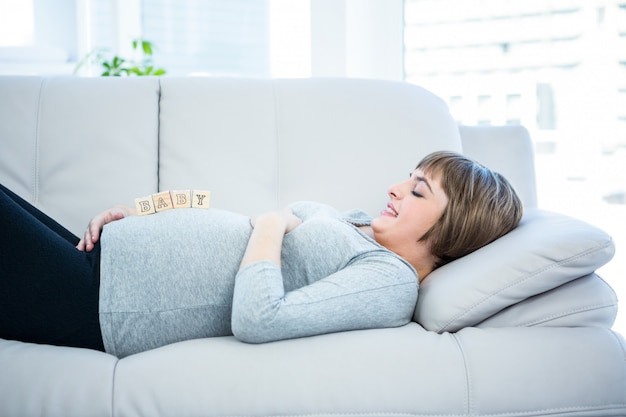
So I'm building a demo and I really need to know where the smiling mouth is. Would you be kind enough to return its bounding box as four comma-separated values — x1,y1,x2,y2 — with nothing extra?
383,202,398,217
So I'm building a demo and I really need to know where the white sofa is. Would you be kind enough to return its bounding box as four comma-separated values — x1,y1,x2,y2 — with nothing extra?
0,76,624,417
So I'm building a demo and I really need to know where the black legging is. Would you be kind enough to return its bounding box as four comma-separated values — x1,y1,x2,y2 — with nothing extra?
0,184,104,351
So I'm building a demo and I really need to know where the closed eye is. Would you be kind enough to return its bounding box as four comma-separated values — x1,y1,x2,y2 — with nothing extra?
410,171,434,195
412,190,423,198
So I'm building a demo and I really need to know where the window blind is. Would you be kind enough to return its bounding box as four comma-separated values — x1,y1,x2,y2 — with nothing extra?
141,0,270,76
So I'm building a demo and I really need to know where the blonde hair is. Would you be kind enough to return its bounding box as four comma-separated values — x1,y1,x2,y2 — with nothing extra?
417,151,523,268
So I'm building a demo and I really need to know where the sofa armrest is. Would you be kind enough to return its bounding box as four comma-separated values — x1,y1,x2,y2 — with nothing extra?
476,273,619,329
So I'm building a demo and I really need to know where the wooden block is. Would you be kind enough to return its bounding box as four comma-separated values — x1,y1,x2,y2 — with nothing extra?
192,190,211,209
135,196,156,216
171,190,192,209
152,191,174,212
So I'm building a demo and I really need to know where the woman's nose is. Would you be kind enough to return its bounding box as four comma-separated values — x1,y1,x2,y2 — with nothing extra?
388,178,413,199
387,182,404,199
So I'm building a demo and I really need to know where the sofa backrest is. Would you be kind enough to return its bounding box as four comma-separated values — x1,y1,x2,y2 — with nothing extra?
0,76,540,237
1,76,469,235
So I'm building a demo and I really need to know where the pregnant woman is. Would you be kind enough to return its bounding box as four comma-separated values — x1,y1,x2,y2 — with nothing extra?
0,151,522,357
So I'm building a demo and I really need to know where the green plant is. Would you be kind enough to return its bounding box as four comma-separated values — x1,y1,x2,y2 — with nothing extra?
75,39,166,77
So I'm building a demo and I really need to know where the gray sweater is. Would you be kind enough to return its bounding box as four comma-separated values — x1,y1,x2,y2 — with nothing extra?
100,202,418,357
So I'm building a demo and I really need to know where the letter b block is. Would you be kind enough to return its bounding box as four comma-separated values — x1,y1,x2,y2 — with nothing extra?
171,190,192,209
135,196,156,216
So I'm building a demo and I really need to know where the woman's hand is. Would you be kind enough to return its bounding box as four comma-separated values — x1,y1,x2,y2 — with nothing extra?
249,207,302,234
240,208,302,269
76,205,135,252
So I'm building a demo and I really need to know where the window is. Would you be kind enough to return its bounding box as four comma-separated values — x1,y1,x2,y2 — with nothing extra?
0,0,76,75
476,94,492,126
85,0,116,52
535,84,555,130
0,0,34,47
141,0,271,77
2,0,311,78
505,94,522,126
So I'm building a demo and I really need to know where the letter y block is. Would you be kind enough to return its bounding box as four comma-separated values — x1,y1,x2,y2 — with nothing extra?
192,190,211,209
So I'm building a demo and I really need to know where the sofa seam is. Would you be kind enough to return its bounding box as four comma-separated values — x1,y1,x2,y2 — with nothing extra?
271,80,281,207
247,407,626,416
32,77,45,206
197,409,626,417
517,302,618,327
437,239,615,332
110,358,119,417
607,328,626,361
451,333,472,416
475,404,626,416
156,77,163,192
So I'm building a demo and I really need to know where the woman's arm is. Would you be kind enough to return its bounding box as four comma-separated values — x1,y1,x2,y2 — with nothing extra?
76,205,136,252
232,252,418,344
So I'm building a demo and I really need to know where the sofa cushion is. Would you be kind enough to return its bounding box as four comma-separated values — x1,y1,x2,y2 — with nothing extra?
108,324,626,417
414,209,616,332
0,339,117,417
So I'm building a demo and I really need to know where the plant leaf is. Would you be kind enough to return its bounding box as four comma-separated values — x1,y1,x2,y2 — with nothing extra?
142,41,153,55
76,38,166,77
112,56,126,68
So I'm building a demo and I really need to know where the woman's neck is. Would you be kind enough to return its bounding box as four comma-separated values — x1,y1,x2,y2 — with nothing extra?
359,225,434,283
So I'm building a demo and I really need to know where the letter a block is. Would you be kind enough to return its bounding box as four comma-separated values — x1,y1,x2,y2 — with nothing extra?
192,190,211,209
171,190,192,209
153,191,174,213
135,195,156,216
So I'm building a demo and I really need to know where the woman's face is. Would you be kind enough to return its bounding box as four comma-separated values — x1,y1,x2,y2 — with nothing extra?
371,168,449,259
